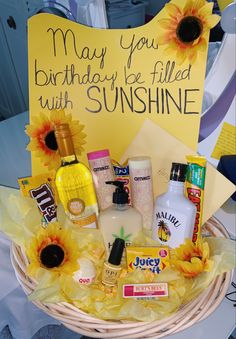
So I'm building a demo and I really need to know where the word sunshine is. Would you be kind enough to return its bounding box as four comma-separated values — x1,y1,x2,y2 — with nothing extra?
86,85,200,114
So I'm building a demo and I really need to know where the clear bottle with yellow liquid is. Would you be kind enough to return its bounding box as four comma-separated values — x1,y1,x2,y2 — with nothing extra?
55,123,98,228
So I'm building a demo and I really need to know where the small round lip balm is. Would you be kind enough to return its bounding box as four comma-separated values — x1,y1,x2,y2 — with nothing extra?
73,257,96,285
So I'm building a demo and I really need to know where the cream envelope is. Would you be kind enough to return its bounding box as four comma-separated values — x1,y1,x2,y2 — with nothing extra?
120,119,235,224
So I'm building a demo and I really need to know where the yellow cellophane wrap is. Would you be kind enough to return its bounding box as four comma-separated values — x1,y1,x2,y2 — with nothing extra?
0,192,235,322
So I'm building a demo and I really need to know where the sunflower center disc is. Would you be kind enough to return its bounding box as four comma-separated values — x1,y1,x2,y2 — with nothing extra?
45,131,58,151
40,244,65,268
177,16,203,43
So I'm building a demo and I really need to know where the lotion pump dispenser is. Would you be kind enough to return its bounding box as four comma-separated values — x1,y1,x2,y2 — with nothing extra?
98,180,143,257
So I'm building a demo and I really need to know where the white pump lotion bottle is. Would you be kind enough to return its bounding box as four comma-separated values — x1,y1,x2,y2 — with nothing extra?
98,180,143,258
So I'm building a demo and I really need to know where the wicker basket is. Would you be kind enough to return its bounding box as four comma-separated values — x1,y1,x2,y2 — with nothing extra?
11,217,233,339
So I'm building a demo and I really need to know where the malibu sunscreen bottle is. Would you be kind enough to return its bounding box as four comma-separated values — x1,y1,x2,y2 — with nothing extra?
55,123,98,228
152,163,196,248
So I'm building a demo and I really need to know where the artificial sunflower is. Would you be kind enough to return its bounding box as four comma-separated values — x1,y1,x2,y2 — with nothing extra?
170,238,213,278
25,110,86,170
26,222,80,278
156,0,220,64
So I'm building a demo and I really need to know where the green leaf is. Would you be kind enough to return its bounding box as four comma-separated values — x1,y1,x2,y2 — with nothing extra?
124,233,132,241
120,226,125,238
112,227,132,242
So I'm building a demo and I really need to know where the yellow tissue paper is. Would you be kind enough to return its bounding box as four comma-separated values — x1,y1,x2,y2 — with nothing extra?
0,189,235,322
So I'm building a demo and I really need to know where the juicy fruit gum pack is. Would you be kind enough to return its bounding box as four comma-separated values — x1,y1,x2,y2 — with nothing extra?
18,172,58,224
185,155,206,244
126,246,170,274
112,160,131,204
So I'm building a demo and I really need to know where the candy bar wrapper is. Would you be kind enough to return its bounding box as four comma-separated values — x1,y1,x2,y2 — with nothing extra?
126,246,170,274
18,172,58,225
112,160,131,204
185,156,206,244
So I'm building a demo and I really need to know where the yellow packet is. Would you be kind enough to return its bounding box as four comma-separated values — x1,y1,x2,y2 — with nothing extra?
126,246,169,274
18,172,58,224
112,159,131,204
185,155,206,244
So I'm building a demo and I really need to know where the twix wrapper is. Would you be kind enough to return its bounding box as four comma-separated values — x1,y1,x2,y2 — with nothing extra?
112,160,131,204
18,172,58,226
185,155,206,244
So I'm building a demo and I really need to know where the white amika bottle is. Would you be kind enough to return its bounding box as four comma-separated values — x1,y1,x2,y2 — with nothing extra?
152,163,196,248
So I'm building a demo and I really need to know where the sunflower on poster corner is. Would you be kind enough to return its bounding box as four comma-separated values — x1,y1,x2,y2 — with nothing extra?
156,0,220,64
26,222,80,279
170,238,214,278
25,110,86,170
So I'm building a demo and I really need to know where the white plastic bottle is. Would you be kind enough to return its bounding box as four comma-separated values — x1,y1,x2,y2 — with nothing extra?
128,156,154,230
152,163,196,248
98,181,143,258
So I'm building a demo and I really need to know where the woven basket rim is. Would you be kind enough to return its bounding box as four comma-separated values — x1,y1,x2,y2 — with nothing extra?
10,216,233,339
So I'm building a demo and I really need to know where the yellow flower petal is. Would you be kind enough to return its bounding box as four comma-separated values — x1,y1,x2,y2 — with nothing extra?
158,18,177,30
170,238,213,278
176,48,187,65
25,110,87,170
188,49,198,64
198,1,214,17
156,0,215,64
204,258,214,272
26,222,80,278
157,33,172,45
205,14,221,28
194,0,206,10
165,3,183,18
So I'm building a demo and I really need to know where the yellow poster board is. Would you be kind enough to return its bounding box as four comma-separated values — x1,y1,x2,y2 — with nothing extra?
120,119,235,224
28,0,218,174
